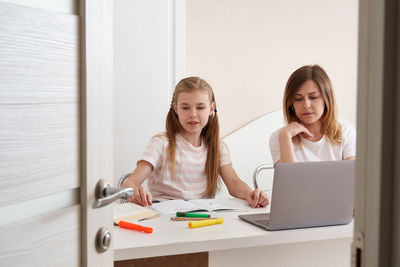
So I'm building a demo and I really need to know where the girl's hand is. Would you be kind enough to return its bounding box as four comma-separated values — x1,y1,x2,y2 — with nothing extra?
246,189,269,208
128,186,153,207
279,122,313,139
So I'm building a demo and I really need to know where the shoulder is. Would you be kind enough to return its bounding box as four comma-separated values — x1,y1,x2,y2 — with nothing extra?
271,128,282,137
339,120,356,138
152,132,168,140
149,132,169,147
269,128,282,143
219,139,232,165
219,139,230,152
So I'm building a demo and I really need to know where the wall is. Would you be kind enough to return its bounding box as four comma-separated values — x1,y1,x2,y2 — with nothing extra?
113,0,185,183
114,0,359,183
186,0,359,137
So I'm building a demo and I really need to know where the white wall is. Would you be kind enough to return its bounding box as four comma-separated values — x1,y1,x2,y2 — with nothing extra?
114,0,359,185
113,0,185,184
186,0,359,137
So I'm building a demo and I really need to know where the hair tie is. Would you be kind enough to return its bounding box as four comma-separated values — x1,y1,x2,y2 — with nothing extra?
170,107,174,111
214,108,217,113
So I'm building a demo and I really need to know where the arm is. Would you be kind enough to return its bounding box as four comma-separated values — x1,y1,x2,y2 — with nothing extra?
122,160,153,206
278,132,297,163
342,123,357,161
220,164,269,208
278,122,313,162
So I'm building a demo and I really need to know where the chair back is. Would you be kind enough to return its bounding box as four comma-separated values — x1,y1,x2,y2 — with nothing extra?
219,110,284,197
118,173,132,203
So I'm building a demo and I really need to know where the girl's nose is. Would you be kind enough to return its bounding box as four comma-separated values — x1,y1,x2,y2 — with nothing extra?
190,108,197,117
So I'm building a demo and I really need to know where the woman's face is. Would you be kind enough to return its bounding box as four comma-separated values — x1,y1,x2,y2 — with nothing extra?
292,80,326,127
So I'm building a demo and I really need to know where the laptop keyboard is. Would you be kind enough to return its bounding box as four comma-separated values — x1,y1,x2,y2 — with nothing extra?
255,214,270,226
255,219,269,226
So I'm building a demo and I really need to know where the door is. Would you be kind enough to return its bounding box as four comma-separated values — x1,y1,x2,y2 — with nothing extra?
81,0,114,266
353,0,400,266
0,0,114,266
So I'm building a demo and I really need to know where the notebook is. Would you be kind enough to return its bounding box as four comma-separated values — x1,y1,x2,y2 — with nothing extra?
151,198,249,215
239,160,355,231
113,202,159,224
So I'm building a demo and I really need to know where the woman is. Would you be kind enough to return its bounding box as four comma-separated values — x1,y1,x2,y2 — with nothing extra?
269,65,356,164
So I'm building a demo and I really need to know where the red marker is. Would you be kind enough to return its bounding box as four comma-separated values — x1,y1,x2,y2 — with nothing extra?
117,220,153,233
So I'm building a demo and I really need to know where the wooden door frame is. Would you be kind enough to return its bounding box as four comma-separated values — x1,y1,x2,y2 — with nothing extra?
354,0,400,266
80,0,114,266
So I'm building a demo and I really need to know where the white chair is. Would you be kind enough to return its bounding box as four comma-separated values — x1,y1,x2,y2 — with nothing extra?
117,173,132,203
253,164,274,189
219,110,284,198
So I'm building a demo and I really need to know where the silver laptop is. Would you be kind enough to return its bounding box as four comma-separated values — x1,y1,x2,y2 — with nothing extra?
239,160,355,230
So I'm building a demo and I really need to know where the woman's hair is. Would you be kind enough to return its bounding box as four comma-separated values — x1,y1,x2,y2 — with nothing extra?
283,65,342,144
165,77,220,197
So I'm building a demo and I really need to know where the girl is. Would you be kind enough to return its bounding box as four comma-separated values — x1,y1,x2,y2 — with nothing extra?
123,77,268,208
269,65,356,164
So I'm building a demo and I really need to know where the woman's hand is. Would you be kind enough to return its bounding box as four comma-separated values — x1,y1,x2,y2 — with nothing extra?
246,188,269,208
277,122,313,163
279,122,313,139
128,186,153,207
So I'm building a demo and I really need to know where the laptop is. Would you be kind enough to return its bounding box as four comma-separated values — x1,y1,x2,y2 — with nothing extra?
239,160,355,230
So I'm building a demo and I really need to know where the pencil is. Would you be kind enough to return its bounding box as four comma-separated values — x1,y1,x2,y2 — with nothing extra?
170,217,215,221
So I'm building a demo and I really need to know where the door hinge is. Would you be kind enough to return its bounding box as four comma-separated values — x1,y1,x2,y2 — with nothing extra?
351,231,364,267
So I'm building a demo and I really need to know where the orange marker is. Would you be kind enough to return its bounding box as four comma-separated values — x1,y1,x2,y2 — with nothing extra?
117,220,153,233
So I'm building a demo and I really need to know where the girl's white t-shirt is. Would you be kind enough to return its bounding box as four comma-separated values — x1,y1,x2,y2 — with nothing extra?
140,133,232,200
269,122,356,164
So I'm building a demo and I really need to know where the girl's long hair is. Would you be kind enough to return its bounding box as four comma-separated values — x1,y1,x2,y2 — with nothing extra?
165,77,220,197
283,65,342,145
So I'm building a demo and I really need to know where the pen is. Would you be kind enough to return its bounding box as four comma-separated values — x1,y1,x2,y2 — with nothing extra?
176,212,210,218
171,217,215,221
188,218,224,228
116,220,153,233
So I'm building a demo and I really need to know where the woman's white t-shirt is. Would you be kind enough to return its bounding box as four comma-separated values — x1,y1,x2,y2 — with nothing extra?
140,133,232,200
269,122,356,164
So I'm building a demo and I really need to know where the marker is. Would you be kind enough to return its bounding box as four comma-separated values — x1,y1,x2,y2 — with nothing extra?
188,218,224,228
171,217,215,221
116,220,153,233
176,212,210,218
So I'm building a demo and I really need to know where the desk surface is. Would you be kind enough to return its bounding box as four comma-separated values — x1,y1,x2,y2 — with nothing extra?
113,201,354,261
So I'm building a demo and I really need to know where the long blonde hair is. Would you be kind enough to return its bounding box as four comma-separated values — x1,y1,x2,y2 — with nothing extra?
283,65,342,144
165,77,220,197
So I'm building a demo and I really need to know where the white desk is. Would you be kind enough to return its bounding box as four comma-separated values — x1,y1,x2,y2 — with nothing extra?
114,205,354,267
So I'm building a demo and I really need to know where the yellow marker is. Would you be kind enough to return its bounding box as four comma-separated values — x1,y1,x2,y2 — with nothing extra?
188,218,224,228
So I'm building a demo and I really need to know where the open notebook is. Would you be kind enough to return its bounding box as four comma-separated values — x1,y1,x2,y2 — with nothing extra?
151,198,249,215
113,202,159,224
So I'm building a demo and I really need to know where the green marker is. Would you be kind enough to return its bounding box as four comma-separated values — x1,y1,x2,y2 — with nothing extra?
176,212,210,218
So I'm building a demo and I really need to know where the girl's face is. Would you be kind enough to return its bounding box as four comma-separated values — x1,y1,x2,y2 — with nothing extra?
173,90,215,137
292,80,326,127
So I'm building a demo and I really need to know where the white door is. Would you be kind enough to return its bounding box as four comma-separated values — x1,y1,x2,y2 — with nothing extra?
0,0,114,266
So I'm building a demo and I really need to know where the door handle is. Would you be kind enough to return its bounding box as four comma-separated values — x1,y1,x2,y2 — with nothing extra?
92,179,133,208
